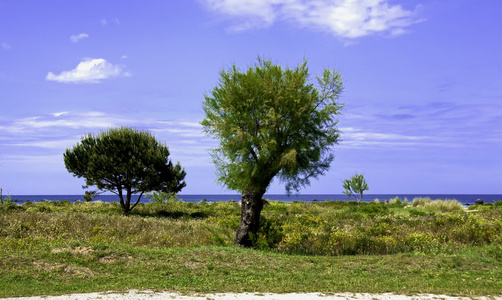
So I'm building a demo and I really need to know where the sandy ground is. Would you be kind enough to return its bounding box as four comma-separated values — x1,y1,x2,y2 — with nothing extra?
4,291,502,300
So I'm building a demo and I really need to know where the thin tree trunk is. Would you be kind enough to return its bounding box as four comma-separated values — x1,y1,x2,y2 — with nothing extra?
235,190,265,247
118,189,129,215
129,191,144,212
124,188,132,215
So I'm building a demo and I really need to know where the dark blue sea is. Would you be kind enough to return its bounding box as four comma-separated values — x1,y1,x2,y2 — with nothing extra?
2,194,501,206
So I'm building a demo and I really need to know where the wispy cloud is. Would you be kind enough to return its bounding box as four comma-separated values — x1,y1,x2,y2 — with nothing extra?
340,100,502,150
0,111,120,135
70,33,89,43
0,154,67,173
46,58,130,84
11,139,82,150
339,126,431,149
200,0,424,38
1,42,12,50
101,18,120,26
0,112,214,167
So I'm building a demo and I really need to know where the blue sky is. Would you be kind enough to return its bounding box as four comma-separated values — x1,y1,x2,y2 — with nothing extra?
1,0,501,195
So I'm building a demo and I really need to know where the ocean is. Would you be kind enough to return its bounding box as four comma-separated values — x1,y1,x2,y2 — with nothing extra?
2,194,501,206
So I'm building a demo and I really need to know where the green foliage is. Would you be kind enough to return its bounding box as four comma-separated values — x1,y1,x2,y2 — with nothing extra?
347,202,389,216
64,127,186,214
147,191,181,205
83,191,97,202
1,194,12,205
202,57,343,194
388,197,402,206
146,191,183,215
342,173,369,203
0,195,22,213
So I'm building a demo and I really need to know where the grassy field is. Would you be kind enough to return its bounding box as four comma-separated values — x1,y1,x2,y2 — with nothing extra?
1,197,501,298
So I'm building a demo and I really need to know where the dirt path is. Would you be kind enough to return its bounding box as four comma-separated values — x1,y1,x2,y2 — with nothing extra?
5,291,502,300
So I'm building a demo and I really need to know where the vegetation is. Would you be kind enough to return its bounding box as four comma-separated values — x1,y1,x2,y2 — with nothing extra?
202,58,343,246
342,173,369,203
0,194,12,205
64,127,186,215
1,198,501,297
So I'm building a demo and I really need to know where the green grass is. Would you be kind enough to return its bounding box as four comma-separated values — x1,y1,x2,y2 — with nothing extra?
1,199,501,297
2,244,502,297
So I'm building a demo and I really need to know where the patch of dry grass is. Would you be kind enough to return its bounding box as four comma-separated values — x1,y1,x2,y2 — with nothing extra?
412,197,465,212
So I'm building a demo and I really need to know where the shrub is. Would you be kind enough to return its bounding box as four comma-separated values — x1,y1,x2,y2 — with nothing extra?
407,207,428,217
389,197,402,206
412,197,431,207
147,191,181,205
348,202,389,216
412,198,464,213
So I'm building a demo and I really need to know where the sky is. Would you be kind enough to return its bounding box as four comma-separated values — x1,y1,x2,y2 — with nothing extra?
0,0,501,196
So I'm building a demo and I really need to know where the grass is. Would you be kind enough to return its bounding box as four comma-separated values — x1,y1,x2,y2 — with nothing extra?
1,198,501,297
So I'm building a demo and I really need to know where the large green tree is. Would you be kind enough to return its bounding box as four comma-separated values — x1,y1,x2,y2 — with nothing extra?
202,58,343,247
64,127,186,215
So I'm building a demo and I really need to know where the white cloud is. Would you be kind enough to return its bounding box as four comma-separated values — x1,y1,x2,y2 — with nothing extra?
1,42,11,50
46,58,130,84
70,33,89,43
52,112,68,117
201,0,423,38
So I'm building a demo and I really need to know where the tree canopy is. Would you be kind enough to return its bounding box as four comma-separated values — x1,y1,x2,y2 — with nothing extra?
202,58,343,246
64,127,186,214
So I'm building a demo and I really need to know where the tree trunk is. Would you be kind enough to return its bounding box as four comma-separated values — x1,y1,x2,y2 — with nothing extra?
118,188,132,215
125,188,132,215
235,190,265,247
118,189,128,215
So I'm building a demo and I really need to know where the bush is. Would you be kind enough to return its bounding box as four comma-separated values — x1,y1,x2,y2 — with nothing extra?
388,197,402,206
348,202,389,216
148,191,181,205
412,197,431,207
412,197,464,212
